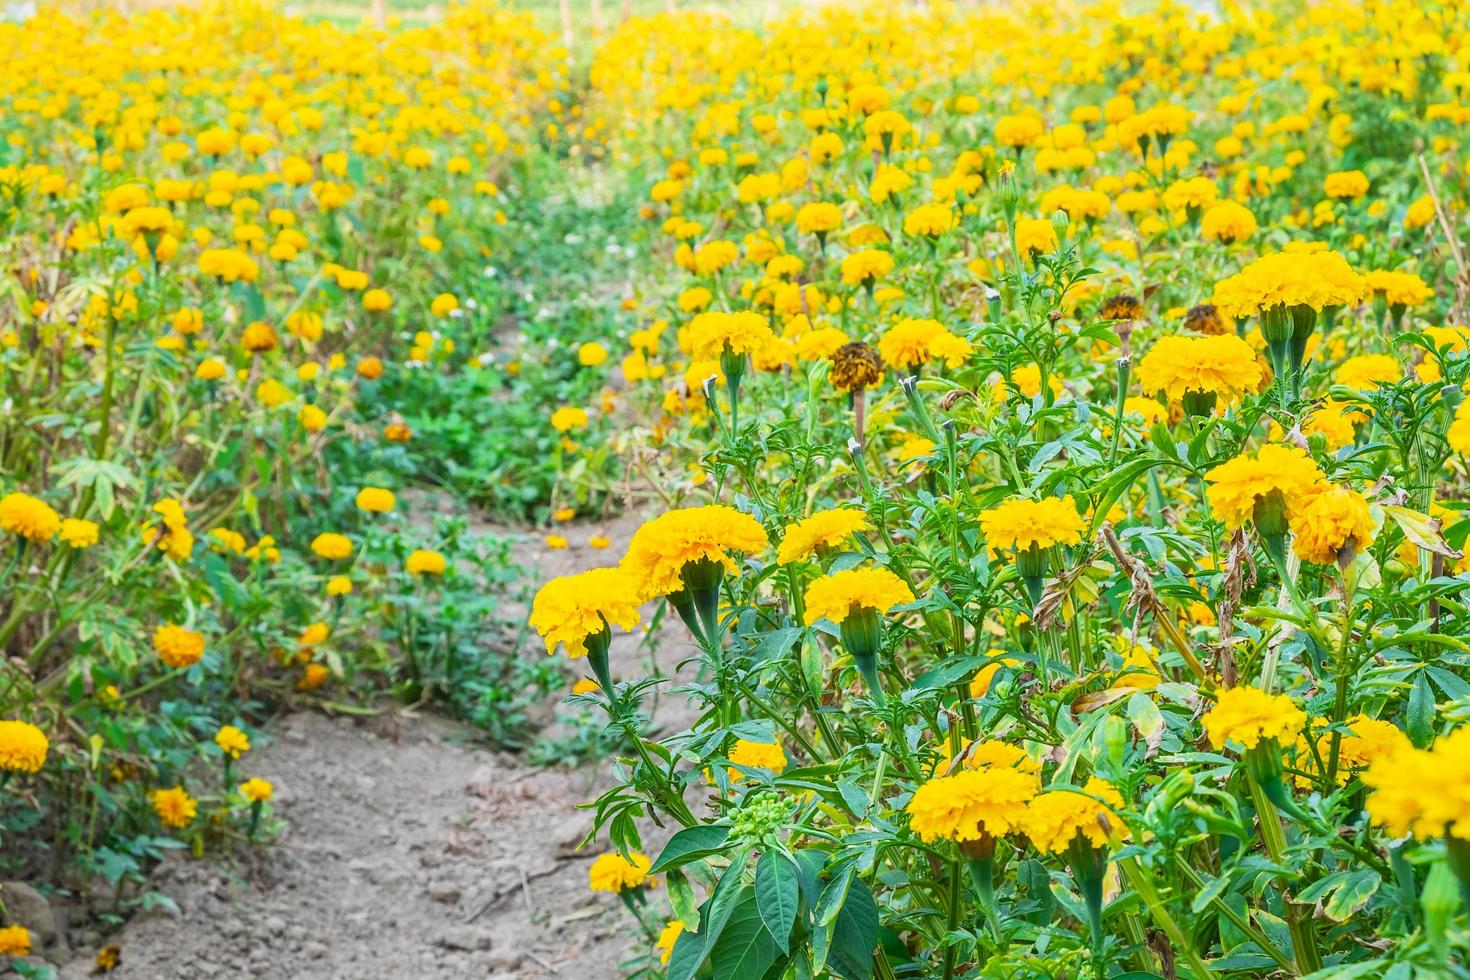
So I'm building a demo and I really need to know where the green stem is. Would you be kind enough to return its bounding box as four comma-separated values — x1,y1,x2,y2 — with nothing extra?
1117,856,1217,980
1174,857,1296,974
1249,777,1321,974
941,857,963,980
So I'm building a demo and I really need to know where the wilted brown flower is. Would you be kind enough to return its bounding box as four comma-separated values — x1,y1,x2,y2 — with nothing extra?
830,342,884,392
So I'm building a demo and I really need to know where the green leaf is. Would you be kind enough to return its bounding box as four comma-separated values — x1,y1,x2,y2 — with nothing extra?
816,861,855,928
667,869,701,932
709,886,779,978
649,825,731,874
910,655,989,693
1190,870,1232,915
665,913,709,980
1406,671,1436,748
1127,691,1164,743
827,878,879,980
666,848,750,980
751,625,803,665
1323,870,1380,922
755,852,800,955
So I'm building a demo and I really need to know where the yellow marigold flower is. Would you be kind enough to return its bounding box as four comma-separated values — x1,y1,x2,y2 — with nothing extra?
209,528,246,555
578,342,608,367
1323,169,1369,199
994,114,1044,148
1211,250,1365,319
903,203,956,238
978,496,1085,557
687,311,776,360
240,321,278,353
1332,716,1410,772
968,658,1020,700
356,357,384,380
311,532,353,560
1136,334,1262,405
1450,401,1470,457
298,622,330,647
151,502,184,536
656,920,683,965
1292,484,1375,565
406,549,447,576
1364,270,1432,308
355,487,396,513
150,786,198,828
546,534,569,550
1203,444,1324,530
0,492,61,542
0,719,48,774
1404,195,1436,230
246,535,280,564
1013,217,1059,259
1162,176,1219,212
195,358,227,381
906,766,1040,843
153,624,206,669
1025,777,1127,853
621,506,768,600
1365,727,1470,840
362,288,392,312
256,379,291,408
933,738,1037,778
58,517,99,549
802,566,914,626
839,249,894,286
729,739,788,773
530,567,642,658
1297,715,1408,787
776,508,871,564
877,318,972,370
550,406,590,432
1199,200,1258,244
588,852,652,893
1304,400,1358,451
1203,687,1306,751
299,663,330,691
0,924,30,955
1123,397,1169,427
430,293,459,317
1334,354,1400,390
95,943,119,971
214,725,250,759
795,202,842,235
327,576,353,597
239,777,273,803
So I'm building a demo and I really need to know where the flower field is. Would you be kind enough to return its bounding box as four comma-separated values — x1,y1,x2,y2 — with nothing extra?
5,0,1470,976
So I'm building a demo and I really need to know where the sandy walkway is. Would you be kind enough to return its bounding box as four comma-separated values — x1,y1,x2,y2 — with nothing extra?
55,512,696,979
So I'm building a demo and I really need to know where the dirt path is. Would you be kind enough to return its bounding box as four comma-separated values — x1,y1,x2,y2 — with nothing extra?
56,512,697,980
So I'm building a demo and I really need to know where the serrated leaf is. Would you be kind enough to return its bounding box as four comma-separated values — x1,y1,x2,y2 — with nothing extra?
1190,870,1232,915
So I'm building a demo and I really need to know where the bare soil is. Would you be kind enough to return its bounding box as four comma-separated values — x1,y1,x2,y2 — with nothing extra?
48,511,698,980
